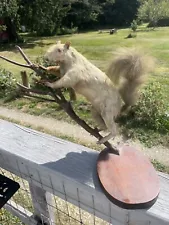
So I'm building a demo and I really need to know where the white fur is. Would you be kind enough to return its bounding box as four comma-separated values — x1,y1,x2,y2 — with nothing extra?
44,42,152,144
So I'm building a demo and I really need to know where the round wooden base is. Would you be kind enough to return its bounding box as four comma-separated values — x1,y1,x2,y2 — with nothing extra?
97,145,160,209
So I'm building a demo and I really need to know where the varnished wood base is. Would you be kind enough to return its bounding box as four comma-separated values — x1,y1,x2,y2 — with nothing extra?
97,145,160,209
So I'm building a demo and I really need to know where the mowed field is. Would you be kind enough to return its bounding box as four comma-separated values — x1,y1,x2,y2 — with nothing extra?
1,25,169,93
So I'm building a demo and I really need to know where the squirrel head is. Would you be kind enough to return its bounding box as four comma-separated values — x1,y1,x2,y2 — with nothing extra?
45,41,72,63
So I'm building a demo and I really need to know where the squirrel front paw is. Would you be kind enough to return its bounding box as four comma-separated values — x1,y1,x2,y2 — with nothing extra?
39,79,52,87
44,81,52,87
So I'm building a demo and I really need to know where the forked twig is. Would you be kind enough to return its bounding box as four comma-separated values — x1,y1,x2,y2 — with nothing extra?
17,82,50,95
15,45,32,65
0,55,31,68
0,46,119,154
17,83,56,102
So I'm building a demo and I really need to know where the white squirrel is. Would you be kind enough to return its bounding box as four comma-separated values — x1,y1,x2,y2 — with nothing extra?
44,41,154,144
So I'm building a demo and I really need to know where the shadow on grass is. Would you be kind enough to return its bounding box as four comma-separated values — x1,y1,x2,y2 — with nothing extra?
0,40,51,52
136,28,156,33
0,33,74,52
117,113,168,135
116,111,169,148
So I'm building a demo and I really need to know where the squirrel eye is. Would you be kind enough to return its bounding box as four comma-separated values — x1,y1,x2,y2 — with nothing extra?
58,49,61,53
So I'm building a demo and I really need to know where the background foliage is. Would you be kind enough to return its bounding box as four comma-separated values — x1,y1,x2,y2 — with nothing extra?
1,0,169,38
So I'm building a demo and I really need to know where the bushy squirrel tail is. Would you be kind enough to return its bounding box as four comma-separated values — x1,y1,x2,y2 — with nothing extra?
107,47,155,111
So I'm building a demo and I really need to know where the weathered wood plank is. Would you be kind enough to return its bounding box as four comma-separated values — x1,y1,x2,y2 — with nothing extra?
0,119,169,225
3,200,37,225
29,183,56,225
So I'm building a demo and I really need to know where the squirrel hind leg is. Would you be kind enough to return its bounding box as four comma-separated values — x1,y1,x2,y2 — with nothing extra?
91,107,107,131
120,104,131,115
68,88,76,101
97,115,117,144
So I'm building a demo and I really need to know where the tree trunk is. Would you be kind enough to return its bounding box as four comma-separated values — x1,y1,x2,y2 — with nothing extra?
4,17,19,42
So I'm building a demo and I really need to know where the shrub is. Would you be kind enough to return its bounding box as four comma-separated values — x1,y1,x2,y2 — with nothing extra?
119,81,169,133
57,26,78,35
117,81,169,146
132,82,169,132
0,68,18,100
33,55,52,67
148,18,169,27
130,20,138,32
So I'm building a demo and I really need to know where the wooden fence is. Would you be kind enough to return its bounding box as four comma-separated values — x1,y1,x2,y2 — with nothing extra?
0,119,169,225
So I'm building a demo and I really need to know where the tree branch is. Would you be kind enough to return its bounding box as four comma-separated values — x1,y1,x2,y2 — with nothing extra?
0,55,32,68
0,46,119,155
15,45,32,65
23,94,56,103
48,88,119,154
17,83,50,95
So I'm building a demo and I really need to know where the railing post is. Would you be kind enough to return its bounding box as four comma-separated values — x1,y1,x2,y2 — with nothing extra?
29,183,56,225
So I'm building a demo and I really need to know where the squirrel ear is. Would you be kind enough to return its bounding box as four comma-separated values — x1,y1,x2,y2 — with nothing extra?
56,40,61,44
64,41,71,49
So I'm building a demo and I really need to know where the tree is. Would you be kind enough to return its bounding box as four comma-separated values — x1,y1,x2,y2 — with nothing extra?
0,0,19,41
63,0,101,30
0,0,18,18
17,0,34,32
137,0,169,28
18,0,71,36
97,0,115,26
97,0,140,27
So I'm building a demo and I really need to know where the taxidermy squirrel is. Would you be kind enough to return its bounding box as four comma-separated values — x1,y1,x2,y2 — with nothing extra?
43,41,154,144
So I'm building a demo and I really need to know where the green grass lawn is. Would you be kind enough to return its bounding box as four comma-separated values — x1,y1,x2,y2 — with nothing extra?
0,25,169,147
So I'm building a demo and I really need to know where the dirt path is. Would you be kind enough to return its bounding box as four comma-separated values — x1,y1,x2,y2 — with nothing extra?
0,106,169,166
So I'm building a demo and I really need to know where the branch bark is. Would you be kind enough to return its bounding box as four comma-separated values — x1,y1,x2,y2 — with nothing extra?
23,94,56,103
16,45,32,65
17,83,49,95
0,55,31,68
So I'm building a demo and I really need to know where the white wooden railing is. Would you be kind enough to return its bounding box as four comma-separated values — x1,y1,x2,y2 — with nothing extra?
0,119,169,225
